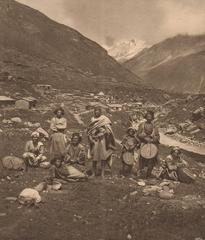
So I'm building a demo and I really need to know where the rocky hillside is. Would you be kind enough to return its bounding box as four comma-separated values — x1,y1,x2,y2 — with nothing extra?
0,0,141,94
124,34,205,94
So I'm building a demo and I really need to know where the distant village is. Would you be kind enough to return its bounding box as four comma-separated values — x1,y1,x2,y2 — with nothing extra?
0,79,160,115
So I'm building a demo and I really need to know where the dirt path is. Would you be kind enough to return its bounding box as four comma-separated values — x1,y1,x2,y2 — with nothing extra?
160,132,205,156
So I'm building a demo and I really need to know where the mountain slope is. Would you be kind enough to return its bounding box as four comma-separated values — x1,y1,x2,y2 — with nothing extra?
0,0,141,92
124,34,205,93
145,50,205,94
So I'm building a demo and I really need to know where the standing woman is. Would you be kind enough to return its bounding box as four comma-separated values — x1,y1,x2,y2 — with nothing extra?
49,107,67,158
137,110,160,178
87,106,116,178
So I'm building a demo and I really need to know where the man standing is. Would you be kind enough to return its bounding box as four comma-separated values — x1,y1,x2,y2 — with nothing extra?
87,106,116,178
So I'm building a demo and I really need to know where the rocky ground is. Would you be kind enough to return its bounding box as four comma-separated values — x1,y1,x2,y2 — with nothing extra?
159,94,205,143
0,97,205,240
1,165,205,240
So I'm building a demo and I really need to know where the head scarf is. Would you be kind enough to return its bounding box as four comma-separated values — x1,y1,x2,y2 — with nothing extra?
31,131,40,138
126,127,136,134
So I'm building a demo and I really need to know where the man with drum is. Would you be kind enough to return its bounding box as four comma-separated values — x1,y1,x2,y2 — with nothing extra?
137,110,160,178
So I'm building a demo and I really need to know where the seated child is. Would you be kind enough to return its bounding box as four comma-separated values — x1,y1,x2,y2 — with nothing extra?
121,127,140,176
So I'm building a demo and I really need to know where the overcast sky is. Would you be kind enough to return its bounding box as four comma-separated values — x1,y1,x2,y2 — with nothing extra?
17,0,205,47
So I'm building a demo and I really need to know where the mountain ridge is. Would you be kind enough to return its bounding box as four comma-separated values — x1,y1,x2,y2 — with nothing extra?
0,0,141,93
123,34,205,93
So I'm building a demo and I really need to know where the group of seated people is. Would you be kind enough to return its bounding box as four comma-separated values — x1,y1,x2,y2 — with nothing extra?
23,130,88,182
22,106,195,184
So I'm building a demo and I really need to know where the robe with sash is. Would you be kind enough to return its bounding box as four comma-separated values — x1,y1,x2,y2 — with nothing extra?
87,115,116,162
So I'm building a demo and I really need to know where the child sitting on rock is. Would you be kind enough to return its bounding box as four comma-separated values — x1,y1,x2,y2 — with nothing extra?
121,127,140,176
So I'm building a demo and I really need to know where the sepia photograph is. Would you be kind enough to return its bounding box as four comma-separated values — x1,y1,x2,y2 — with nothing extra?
0,0,205,239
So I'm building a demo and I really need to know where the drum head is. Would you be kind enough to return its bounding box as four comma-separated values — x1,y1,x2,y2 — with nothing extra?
140,143,158,160
122,152,135,165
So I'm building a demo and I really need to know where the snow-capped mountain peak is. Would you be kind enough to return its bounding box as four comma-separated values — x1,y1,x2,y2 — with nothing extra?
107,39,147,63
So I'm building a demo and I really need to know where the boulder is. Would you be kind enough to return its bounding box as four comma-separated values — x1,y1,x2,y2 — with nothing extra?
170,102,178,108
179,122,190,131
130,191,138,196
186,95,193,102
165,125,178,135
159,191,174,200
137,180,146,186
190,129,201,134
143,186,162,196
5,197,17,202
163,94,171,101
185,119,192,124
47,182,62,191
186,124,199,132
2,119,12,124
11,117,22,123
32,122,41,128
1,156,25,170
192,107,204,121
18,188,41,205
34,182,47,192
24,121,33,128
198,123,205,130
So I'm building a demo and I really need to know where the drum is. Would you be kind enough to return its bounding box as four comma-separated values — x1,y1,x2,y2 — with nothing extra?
122,152,135,165
140,143,158,160
177,167,196,183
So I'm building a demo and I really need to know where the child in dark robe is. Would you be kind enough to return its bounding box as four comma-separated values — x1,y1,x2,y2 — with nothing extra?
121,127,140,176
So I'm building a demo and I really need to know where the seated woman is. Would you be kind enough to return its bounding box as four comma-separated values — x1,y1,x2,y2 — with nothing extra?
160,146,195,183
121,127,140,176
23,132,47,168
48,155,87,183
64,133,87,174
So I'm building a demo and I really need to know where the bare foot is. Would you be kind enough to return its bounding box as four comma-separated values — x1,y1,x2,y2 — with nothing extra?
100,174,105,180
89,173,96,179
